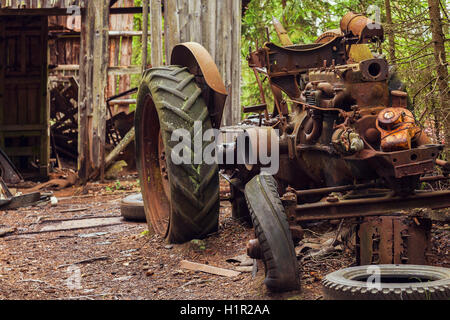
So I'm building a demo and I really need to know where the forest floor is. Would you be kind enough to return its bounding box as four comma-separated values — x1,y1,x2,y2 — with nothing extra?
0,175,448,300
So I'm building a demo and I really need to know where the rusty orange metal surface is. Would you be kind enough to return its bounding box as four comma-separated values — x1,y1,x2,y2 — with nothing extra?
340,11,384,43
171,42,227,95
376,107,421,152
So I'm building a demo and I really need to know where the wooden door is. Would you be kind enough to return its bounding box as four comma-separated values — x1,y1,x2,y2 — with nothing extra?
0,15,49,179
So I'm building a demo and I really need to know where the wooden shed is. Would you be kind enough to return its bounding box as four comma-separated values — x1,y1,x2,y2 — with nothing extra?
0,1,85,179
0,0,242,181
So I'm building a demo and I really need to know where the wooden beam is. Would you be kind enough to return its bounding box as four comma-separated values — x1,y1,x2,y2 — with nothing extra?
93,1,110,181
0,8,71,16
189,0,202,43
201,0,216,59
78,0,110,182
231,0,242,125
142,0,149,73
164,0,179,63
110,7,143,14
150,0,163,67
180,260,241,277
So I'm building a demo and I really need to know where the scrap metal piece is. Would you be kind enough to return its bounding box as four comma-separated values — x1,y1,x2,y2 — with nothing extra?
357,216,431,265
4,192,42,210
340,12,384,43
0,148,23,185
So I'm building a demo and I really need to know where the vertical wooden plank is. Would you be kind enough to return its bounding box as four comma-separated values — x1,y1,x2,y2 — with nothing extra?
78,0,110,181
189,0,201,43
91,0,110,180
164,0,179,63
215,0,224,78
78,3,89,181
177,0,189,43
231,0,241,125
150,0,163,67
222,0,233,126
200,0,215,58
40,15,49,177
0,18,4,149
142,0,149,72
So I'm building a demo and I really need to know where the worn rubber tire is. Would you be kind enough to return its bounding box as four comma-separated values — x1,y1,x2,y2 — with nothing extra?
244,174,300,292
323,264,450,300
135,65,219,243
120,193,146,222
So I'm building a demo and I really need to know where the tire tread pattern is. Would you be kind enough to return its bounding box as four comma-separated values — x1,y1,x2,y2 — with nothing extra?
137,66,219,243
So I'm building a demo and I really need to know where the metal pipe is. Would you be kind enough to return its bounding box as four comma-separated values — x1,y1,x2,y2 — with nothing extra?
295,182,380,197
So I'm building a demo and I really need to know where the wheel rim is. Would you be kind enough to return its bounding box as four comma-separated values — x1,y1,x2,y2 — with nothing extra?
138,94,170,237
158,131,171,200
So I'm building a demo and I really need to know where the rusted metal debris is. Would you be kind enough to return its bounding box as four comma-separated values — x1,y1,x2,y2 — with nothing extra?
0,176,42,210
357,216,432,265
0,148,23,185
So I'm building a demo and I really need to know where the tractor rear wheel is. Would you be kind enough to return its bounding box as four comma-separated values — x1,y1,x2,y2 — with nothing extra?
135,66,220,244
245,174,300,292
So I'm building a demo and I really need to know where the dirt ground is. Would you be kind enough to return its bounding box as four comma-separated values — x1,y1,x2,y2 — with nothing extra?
0,176,448,300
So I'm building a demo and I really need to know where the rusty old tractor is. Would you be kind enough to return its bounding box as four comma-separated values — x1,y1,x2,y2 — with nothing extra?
135,12,450,292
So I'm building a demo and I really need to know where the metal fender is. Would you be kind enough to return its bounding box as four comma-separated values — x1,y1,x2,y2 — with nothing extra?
171,42,227,128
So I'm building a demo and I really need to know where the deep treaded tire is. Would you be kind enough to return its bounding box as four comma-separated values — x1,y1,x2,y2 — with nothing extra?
323,264,450,300
120,193,146,222
245,174,300,292
135,65,219,243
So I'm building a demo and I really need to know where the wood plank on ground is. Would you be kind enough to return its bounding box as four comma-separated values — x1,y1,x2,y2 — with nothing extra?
180,260,241,277
37,217,123,233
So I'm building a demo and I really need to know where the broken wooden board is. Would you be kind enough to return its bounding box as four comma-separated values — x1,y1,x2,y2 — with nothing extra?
37,217,123,233
180,260,241,277
0,227,15,237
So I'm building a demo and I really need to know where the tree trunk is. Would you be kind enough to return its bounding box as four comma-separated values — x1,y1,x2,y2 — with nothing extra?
427,0,449,156
384,0,396,62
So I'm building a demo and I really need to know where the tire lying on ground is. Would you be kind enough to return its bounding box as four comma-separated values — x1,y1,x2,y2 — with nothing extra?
135,65,219,244
323,264,450,300
120,193,146,222
244,174,300,292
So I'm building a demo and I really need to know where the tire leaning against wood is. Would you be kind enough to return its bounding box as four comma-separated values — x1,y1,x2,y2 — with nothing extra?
135,66,220,244
244,174,300,292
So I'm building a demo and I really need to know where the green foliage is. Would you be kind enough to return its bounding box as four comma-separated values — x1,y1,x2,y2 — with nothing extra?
190,239,206,251
241,0,449,142
140,230,150,237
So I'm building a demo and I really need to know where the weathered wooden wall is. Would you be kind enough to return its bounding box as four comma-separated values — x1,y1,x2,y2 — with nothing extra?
161,0,242,126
